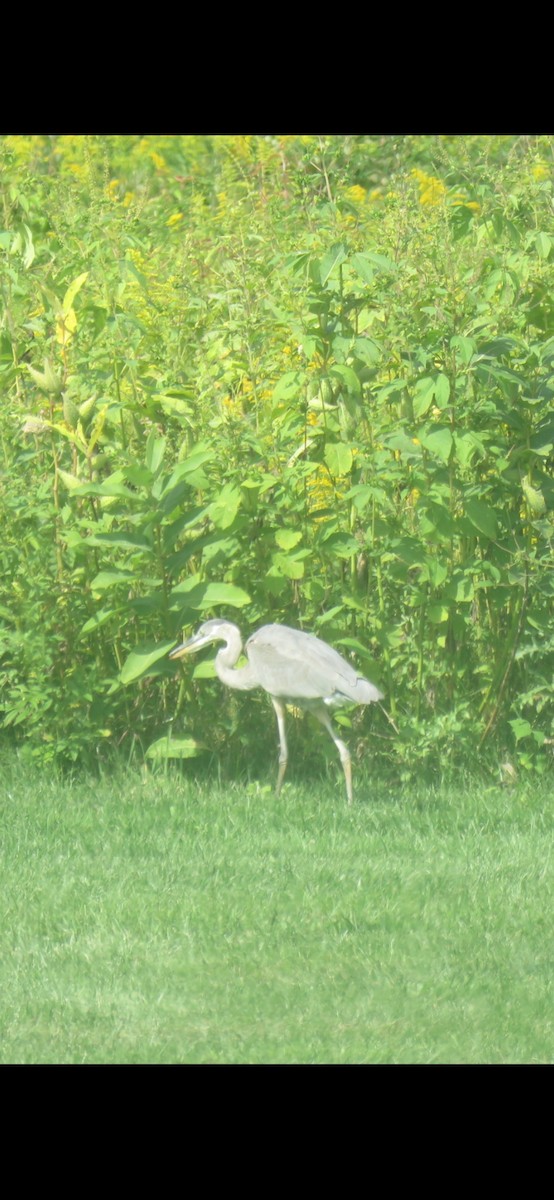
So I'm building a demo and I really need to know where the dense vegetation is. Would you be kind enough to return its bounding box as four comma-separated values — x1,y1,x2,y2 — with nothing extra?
1,135,553,783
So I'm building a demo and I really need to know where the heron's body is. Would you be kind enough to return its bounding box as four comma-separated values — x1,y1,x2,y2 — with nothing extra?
170,620,383,804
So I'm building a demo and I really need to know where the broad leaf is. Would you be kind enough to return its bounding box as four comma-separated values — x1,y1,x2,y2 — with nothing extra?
91,569,136,590
120,640,176,685
319,243,347,286
145,431,166,475
272,371,302,403
173,581,251,610
419,427,453,463
351,252,375,286
329,364,361,397
434,373,451,408
535,232,551,260
275,529,303,550
208,484,242,530
324,442,353,477
62,271,88,314
465,498,498,539
145,736,207,760
413,377,436,419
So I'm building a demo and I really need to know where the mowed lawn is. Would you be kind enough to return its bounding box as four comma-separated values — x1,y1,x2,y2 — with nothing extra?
1,757,553,1064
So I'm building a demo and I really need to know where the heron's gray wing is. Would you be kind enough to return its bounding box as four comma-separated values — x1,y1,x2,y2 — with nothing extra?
246,625,382,704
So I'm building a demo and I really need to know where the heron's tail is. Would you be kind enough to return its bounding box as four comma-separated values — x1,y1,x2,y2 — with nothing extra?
354,678,384,704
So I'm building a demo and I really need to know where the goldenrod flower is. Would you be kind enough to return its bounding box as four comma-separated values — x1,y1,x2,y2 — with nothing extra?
345,184,367,204
411,168,446,206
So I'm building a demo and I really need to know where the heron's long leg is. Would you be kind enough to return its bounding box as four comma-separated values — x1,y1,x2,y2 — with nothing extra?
271,697,288,796
312,704,353,805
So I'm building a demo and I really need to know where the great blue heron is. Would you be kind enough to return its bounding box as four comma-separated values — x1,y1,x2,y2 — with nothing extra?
169,619,383,804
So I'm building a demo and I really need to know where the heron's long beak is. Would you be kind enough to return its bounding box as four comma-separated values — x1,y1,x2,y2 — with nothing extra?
169,632,212,660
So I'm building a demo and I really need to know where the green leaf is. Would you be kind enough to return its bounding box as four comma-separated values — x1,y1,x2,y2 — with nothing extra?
319,243,347,286
450,334,475,365
412,377,436,418
91,569,136,590
535,232,551,260
376,380,407,403
62,271,88,314
419,427,453,464
352,336,382,365
175,581,251,610
79,608,119,636
208,484,242,530
170,573,202,597
275,529,302,550
321,532,359,559
192,659,217,679
453,432,482,466
85,532,153,552
509,718,533,743
171,445,214,479
271,553,305,580
272,371,303,403
145,431,166,475
145,736,207,760
351,253,375,286
22,224,35,269
364,251,397,273
434,373,451,408
329,364,361,397
155,394,193,417
465,498,498,539
421,559,448,588
427,604,450,624
444,576,475,602
352,251,396,281
324,443,353,477
120,640,176,685
57,469,82,492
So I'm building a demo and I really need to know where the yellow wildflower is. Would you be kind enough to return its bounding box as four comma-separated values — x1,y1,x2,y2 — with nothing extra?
411,168,446,206
166,212,184,227
531,161,550,181
231,135,253,159
307,466,334,520
345,184,367,204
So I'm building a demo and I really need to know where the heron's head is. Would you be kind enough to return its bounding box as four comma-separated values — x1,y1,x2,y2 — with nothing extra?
169,619,239,660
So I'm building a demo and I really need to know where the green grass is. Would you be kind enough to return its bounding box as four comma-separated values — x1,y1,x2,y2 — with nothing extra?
1,754,553,1063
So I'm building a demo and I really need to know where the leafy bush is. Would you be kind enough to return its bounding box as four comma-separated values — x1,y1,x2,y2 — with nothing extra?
1,135,553,779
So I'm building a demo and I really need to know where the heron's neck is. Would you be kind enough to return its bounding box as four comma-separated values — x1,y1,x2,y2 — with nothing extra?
215,633,257,692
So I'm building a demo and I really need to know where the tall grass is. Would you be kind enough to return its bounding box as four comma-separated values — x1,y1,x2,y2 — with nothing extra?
1,755,552,1063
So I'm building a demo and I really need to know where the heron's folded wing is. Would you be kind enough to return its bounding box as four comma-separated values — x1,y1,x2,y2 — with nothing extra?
246,626,381,703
